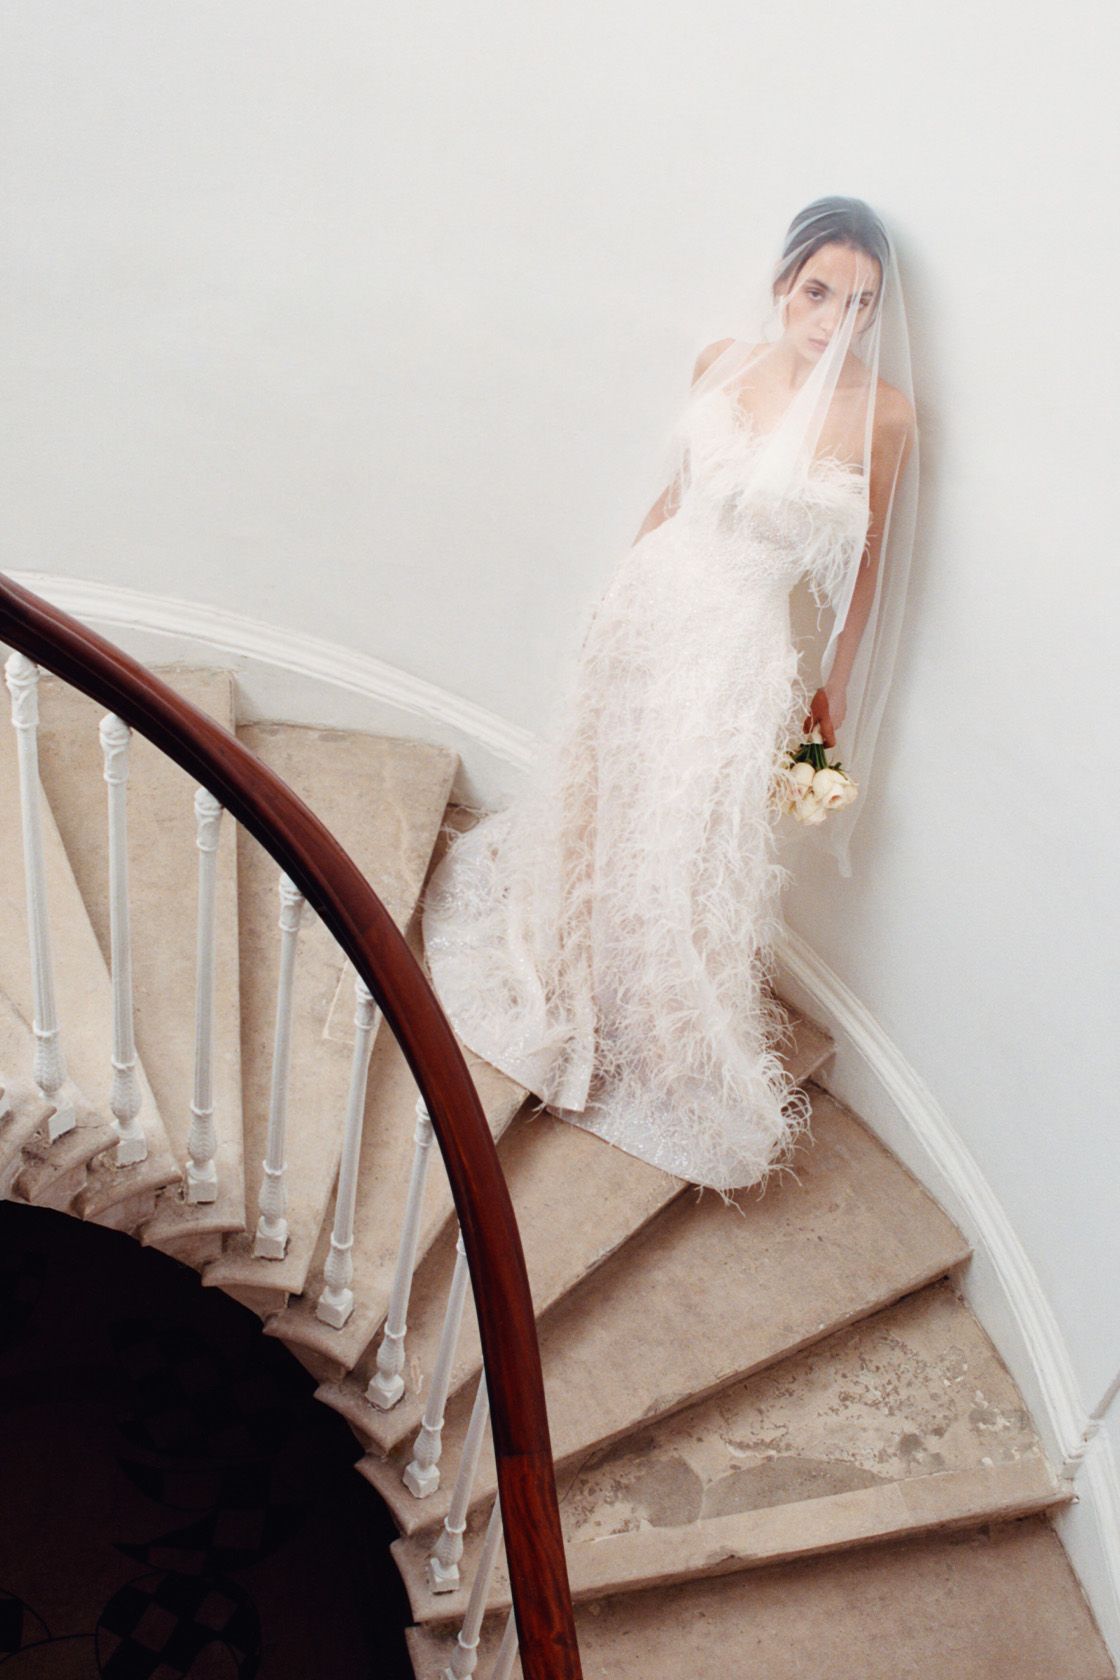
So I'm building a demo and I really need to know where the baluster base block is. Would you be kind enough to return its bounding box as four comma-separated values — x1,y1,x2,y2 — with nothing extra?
404,1459,441,1500
46,1098,75,1141
315,1285,355,1329
253,1216,289,1260
366,1370,406,1410
113,1126,148,1166
426,1554,461,1595
186,1160,220,1204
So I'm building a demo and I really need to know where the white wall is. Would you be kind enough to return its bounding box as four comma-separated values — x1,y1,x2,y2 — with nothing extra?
3,0,1118,1571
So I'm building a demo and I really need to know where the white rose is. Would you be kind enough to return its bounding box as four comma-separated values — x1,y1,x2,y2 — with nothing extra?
778,758,816,814
812,766,858,809
795,791,828,825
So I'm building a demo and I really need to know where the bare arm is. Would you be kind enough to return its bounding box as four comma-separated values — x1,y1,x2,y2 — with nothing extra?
807,393,914,747
632,339,734,543
634,482,678,542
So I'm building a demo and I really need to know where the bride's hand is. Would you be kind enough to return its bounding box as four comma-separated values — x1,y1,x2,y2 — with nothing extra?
805,687,845,747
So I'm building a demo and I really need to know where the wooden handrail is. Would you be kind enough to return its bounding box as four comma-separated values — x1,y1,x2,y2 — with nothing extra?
0,572,582,1680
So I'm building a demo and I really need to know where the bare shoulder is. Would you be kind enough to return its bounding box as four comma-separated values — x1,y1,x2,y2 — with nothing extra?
874,377,916,444
692,338,736,384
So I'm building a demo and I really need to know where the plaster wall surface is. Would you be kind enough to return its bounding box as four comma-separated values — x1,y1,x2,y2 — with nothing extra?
2,0,1117,1433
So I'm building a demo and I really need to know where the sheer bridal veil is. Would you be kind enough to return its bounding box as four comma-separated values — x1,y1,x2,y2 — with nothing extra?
670,197,918,869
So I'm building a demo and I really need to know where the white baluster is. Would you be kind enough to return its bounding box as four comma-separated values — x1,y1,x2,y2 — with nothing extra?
366,1095,435,1408
5,654,73,1141
253,873,305,1259
317,975,378,1327
405,1229,472,1497
428,1373,490,1592
490,1612,519,1680
442,1500,505,1680
186,788,223,1202
100,714,146,1165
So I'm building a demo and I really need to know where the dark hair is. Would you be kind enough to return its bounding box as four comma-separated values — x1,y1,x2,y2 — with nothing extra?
774,197,890,292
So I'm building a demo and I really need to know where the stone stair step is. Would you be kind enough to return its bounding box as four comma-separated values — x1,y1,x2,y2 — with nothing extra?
344,1000,833,1454
0,691,178,1216
34,669,245,1249
0,994,58,1197
204,725,457,1307
403,1459,1068,1629
269,815,527,1374
155,1230,225,1269
357,1086,971,1539
266,936,525,1379
347,1119,678,1457
405,1516,1116,1680
394,1281,1068,1623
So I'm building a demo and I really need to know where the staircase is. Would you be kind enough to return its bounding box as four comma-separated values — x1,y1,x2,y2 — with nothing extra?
0,654,1113,1680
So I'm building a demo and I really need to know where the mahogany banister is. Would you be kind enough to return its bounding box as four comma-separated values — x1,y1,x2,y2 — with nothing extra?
0,571,582,1680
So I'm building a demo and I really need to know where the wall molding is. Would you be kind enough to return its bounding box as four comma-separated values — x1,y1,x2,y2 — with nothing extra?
7,573,538,805
1056,1426,1120,1662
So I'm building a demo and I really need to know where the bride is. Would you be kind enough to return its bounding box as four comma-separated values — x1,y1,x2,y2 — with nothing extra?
423,198,917,1193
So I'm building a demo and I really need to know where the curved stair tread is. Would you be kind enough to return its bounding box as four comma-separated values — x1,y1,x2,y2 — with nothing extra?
267,996,525,1376
406,1516,1116,1679
341,1001,832,1453
359,1086,971,1538
0,720,178,1219
0,997,57,1197
205,724,458,1307
0,1078,51,1201
394,1281,1068,1622
345,1114,684,1454
35,669,246,1247
511,1087,972,1483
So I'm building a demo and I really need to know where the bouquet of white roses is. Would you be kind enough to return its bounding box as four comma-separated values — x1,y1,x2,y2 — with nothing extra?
780,730,858,826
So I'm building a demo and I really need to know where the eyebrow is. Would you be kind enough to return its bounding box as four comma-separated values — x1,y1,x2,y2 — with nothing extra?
802,274,877,304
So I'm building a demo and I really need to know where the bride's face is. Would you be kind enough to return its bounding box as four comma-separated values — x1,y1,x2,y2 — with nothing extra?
779,243,880,362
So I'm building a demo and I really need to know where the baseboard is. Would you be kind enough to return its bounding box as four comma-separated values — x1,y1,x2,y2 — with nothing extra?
7,573,537,808
1055,1426,1120,1661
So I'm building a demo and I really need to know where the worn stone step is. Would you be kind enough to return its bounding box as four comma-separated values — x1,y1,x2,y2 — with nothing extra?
357,1087,971,1539
34,669,245,1250
266,954,525,1381
0,993,58,1198
405,1516,1116,1680
204,724,457,1309
394,1282,1067,1623
343,1002,833,1456
269,813,527,1374
0,676,178,1216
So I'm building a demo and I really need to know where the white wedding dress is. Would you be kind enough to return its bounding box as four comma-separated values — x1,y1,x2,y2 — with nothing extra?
423,385,869,1191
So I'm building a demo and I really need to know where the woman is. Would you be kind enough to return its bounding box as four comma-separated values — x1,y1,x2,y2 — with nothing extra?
423,199,916,1193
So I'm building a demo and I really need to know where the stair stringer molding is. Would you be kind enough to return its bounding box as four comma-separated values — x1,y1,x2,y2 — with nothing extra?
12,570,1119,1663
772,921,1120,1663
